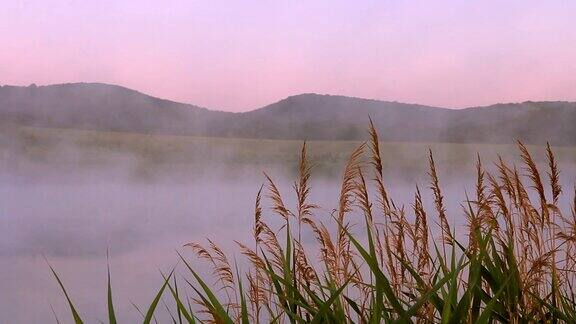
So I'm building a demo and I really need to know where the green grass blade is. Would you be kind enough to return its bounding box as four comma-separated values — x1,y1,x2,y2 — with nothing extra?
343,295,367,323
106,251,117,324
344,225,410,322
476,273,513,324
162,274,196,324
177,251,234,324
163,299,178,324
174,276,182,324
399,269,455,323
310,274,354,323
235,264,250,324
130,300,146,319
49,303,61,324
395,253,445,312
440,246,461,323
46,259,84,324
143,267,175,324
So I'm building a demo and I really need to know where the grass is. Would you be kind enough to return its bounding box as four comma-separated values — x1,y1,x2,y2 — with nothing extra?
46,121,576,322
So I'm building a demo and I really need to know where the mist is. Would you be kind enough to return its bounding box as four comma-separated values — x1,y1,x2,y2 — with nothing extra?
1,129,575,322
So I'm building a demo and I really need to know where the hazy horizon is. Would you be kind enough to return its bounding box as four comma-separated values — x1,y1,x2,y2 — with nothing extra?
2,1,576,112
8,81,576,112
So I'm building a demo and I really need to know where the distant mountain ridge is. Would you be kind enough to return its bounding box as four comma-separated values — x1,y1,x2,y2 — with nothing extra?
1,83,575,145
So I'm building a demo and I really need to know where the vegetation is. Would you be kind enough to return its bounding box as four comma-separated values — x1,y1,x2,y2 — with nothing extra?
3,83,576,145
49,122,576,323
5,125,576,181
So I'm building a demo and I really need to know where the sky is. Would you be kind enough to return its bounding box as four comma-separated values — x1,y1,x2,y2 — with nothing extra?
1,0,575,111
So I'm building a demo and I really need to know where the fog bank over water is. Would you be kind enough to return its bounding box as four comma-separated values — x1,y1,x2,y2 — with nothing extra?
1,134,575,322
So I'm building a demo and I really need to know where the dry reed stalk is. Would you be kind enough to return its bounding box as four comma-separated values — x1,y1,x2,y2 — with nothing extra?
192,296,223,324
496,156,518,206
464,193,480,255
236,239,271,319
562,186,576,287
310,221,339,280
181,127,576,323
368,121,412,294
512,147,559,301
573,185,576,218
235,242,266,273
368,118,391,214
294,240,317,284
254,185,264,245
293,142,317,307
336,143,365,283
488,174,510,242
428,149,452,260
368,120,394,266
411,185,436,321
294,142,317,241
545,144,561,300
518,141,549,225
264,172,291,222
474,157,498,233
413,186,431,280
259,222,285,271
397,207,411,286
246,270,270,321
355,166,400,291
338,143,365,226
206,239,235,287
374,226,386,270
354,167,373,223
513,167,541,254
546,143,562,204
252,185,265,323
185,240,238,317
475,155,487,205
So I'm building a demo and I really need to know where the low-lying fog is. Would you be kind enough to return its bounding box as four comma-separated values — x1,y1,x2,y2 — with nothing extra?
1,139,574,323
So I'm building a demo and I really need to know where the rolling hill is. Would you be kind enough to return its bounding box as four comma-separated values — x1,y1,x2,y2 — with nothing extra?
1,82,575,145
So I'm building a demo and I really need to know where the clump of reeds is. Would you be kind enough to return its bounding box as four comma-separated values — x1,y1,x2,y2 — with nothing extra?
50,122,576,323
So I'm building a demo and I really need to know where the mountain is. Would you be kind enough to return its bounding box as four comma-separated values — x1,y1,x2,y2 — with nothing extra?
0,83,233,135
1,83,575,145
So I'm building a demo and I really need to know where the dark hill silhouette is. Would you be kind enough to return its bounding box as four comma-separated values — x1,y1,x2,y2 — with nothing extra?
1,83,575,145
0,83,231,135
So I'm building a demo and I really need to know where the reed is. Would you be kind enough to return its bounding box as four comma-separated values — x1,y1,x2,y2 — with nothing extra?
50,122,576,323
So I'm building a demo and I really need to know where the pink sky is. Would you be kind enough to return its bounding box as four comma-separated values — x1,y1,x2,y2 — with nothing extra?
1,0,575,111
